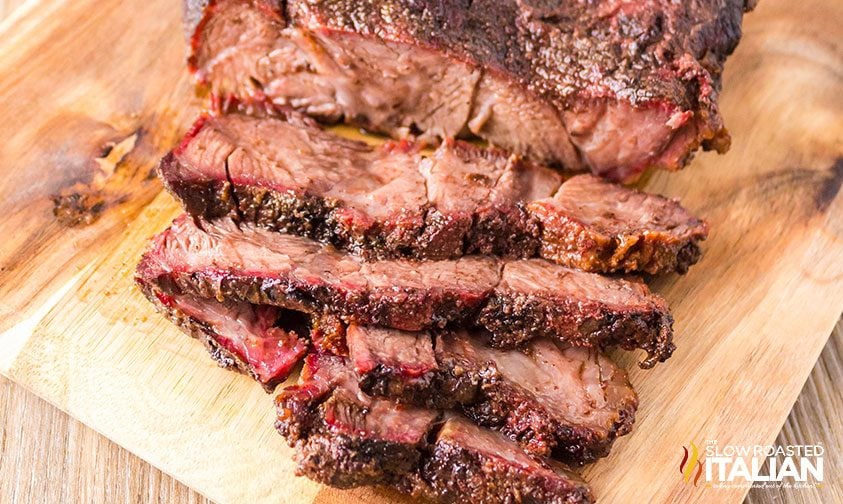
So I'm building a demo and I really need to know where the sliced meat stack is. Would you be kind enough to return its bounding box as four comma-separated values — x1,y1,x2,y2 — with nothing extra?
135,263,641,466
136,135,702,498
276,352,595,503
161,112,708,274
137,215,675,368
186,0,754,181
347,326,638,465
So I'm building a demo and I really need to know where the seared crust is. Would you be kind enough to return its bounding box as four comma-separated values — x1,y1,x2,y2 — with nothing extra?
478,293,675,369
136,279,276,391
528,174,710,275
355,333,639,465
463,380,637,465
275,355,595,503
185,0,753,110
161,161,342,248
185,0,753,179
419,438,593,504
462,369,635,465
290,434,422,490
360,366,478,411
274,356,433,491
164,269,484,333
163,170,545,263
160,114,709,274
166,170,704,275
364,368,639,466
138,216,676,367
153,265,674,368
277,398,417,490
534,210,706,275
286,0,750,111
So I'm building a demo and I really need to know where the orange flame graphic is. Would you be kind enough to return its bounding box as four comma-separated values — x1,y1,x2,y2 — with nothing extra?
679,442,704,486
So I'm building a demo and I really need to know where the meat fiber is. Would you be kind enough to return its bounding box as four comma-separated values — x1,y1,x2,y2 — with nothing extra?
137,215,675,367
185,0,754,181
136,279,308,390
276,353,438,489
275,352,594,503
347,326,638,464
161,112,708,274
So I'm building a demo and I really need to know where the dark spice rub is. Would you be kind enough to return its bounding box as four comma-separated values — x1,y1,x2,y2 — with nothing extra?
186,0,754,181
347,326,638,464
137,214,675,367
161,113,708,274
276,352,594,503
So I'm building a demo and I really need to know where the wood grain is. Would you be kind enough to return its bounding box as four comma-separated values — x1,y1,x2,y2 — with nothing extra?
0,0,23,19
0,376,210,504
745,320,843,504
0,1,841,504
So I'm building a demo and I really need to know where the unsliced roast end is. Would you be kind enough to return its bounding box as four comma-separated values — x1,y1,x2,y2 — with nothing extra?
186,0,752,181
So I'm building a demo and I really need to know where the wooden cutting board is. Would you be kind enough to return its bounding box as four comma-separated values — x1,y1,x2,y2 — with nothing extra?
0,0,840,503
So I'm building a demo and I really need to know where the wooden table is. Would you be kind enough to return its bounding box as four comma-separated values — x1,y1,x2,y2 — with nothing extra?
0,1,840,503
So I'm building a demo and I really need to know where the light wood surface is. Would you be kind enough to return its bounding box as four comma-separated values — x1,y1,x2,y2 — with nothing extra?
0,1,841,504
0,376,210,504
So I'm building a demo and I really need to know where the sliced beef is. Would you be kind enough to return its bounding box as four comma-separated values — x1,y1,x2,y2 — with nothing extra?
276,353,438,489
136,278,308,390
186,0,754,181
137,215,674,367
160,112,708,274
137,214,500,334
479,260,675,368
528,174,709,274
276,353,594,503
420,416,594,504
348,326,638,464
348,326,440,404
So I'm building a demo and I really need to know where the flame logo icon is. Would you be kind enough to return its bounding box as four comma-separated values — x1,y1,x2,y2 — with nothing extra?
679,442,704,486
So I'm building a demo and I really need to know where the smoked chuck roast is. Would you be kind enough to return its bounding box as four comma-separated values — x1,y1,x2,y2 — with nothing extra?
128,0,755,500
186,0,754,181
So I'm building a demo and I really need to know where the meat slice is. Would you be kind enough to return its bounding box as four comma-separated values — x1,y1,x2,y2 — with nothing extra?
479,260,675,368
421,416,593,504
138,215,674,367
276,353,438,489
348,326,638,464
160,112,708,274
136,279,308,390
528,174,709,274
186,0,754,181
276,353,594,503
347,326,439,402
137,214,500,334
